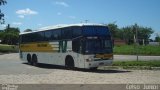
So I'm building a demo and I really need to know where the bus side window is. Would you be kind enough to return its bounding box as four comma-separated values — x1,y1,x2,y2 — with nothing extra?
45,30,52,41
61,27,72,39
32,33,38,42
52,29,61,40
72,39,80,53
25,33,33,43
72,26,82,38
35,32,45,42
19,35,22,43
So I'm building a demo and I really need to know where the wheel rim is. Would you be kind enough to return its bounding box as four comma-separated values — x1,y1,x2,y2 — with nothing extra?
33,55,38,66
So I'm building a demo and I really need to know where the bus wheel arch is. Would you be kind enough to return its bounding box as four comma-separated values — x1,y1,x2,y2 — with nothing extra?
27,54,32,65
65,55,75,68
32,54,38,66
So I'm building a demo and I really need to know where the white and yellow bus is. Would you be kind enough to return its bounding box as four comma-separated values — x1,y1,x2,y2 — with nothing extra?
19,23,113,69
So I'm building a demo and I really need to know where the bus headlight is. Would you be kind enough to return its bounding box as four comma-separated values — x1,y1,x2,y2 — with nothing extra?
86,58,92,62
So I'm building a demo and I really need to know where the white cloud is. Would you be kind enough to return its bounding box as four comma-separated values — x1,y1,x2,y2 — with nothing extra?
18,15,25,18
12,22,22,26
0,24,7,29
55,1,69,7
16,8,38,15
57,12,62,15
69,16,76,19
0,24,7,28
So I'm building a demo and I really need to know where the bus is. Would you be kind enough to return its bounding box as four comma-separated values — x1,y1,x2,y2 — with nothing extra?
19,23,113,69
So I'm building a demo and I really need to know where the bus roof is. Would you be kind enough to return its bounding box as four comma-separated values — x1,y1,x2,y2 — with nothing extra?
20,23,106,35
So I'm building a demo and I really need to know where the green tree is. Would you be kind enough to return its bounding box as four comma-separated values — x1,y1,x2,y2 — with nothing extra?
122,26,134,44
0,29,4,41
107,23,118,38
116,28,124,40
155,37,160,42
155,33,160,45
107,23,124,40
122,24,154,45
138,26,153,45
1,25,20,45
0,0,7,24
24,29,32,32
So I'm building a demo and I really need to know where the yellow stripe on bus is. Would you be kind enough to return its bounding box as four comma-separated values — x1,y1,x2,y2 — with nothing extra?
95,54,113,59
20,42,59,52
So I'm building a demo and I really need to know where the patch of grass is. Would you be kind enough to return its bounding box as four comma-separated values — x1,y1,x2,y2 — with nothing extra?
0,44,19,53
114,45,160,55
113,61,160,67
122,66,152,70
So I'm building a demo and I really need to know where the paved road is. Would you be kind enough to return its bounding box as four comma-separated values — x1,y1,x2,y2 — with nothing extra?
0,53,160,85
114,55,160,61
0,53,58,75
0,53,159,75
1,53,160,62
0,53,160,90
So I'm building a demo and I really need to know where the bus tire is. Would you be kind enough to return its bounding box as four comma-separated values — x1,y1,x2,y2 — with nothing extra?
32,54,38,66
27,54,32,65
65,56,74,69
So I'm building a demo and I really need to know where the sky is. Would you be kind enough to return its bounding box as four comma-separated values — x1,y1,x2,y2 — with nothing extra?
0,0,160,39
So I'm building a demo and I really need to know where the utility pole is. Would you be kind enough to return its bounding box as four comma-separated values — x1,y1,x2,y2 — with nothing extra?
133,24,138,61
85,20,89,23
7,24,10,29
135,24,139,61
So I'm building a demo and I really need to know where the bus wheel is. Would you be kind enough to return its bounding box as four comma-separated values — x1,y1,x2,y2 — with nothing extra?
65,56,74,69
32,54,38,66
27,54,32,65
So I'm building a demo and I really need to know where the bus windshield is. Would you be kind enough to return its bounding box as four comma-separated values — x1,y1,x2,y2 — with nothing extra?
84,39,112,54
82,26,109,36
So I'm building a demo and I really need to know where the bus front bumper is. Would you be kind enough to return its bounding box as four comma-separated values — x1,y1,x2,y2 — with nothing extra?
85,60,113,69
